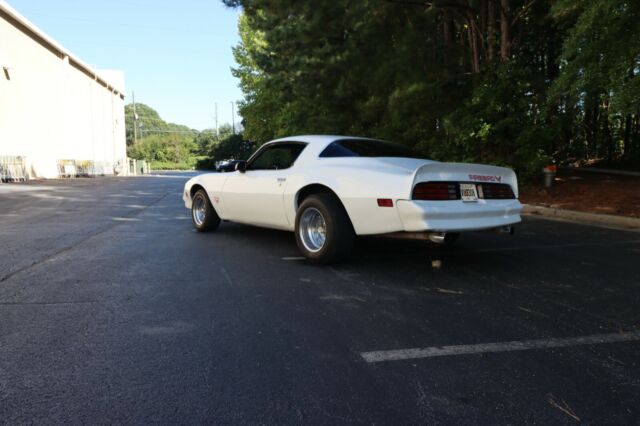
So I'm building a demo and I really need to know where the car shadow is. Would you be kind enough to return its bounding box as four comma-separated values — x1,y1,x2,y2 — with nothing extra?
212,221,514,269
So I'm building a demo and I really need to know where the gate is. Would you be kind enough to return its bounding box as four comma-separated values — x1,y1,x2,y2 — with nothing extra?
0,156,28,182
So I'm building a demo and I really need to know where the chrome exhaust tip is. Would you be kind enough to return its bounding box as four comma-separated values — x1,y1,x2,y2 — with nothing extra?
428,232,447,244
496,225,515,235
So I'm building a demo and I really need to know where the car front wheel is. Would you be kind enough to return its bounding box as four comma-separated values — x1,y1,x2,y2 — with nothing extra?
192,189,220,232
295,194,354,264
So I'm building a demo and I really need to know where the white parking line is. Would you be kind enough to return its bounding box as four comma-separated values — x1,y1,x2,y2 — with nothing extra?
361,331,640,363
282,257,305,261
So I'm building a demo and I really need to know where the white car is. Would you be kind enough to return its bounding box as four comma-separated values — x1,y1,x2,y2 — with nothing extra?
183,135,522,263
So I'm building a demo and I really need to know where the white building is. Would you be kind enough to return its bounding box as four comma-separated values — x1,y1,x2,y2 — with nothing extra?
0,1,127,180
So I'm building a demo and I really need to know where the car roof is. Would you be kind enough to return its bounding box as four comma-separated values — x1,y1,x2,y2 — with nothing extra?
269,135,378,146
258,135,384,167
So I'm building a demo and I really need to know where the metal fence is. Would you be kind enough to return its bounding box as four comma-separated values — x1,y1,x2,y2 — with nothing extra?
57,159,77,178
56,160,112,178
0,158,134,181
128,159,150,175
0,156,28,182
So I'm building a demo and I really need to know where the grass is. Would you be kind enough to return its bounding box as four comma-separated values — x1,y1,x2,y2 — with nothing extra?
150,160,195,170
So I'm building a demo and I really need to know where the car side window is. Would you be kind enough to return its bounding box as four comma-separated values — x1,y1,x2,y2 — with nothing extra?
248,143,306,170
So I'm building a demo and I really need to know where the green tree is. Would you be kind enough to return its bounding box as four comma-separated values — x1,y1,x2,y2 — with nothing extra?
224,0,640,174
209,133,255,162
217,123,235,141
125,103,200,169
194,130,217,156
194,123,237,155
550,0,640,160
125,103,195,146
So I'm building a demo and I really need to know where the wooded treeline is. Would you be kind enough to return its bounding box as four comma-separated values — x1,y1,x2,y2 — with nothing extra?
224,0,640,175
125,103,251,169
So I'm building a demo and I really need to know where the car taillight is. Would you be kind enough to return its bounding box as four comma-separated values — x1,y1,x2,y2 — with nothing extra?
478,183,515,199
412,182,459,200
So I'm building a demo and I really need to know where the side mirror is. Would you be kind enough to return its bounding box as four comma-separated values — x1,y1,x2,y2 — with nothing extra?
235,160,247,173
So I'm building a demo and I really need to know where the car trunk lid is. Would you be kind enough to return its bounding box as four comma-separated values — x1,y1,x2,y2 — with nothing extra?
411,162,519,198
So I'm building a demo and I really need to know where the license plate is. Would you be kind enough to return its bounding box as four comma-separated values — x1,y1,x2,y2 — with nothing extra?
460,183,478,202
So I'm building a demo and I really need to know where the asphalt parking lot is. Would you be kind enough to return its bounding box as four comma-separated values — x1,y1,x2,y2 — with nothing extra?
1,173,639,424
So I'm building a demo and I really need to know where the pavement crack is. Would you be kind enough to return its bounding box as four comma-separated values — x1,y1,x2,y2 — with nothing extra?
547,394,581,422
220,267,233,285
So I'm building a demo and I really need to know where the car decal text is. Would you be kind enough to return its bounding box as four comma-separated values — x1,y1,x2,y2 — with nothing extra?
468,174,502,182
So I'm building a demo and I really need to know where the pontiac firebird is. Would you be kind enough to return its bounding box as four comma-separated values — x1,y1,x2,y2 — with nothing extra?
183,135,523,263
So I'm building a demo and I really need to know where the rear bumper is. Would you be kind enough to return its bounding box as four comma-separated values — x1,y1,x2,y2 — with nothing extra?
396,199,523,232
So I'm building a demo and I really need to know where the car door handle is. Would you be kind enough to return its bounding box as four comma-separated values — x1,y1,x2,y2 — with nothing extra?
277,178,286,182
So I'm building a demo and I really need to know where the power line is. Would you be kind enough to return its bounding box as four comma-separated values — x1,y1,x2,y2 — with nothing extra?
137,129,220,134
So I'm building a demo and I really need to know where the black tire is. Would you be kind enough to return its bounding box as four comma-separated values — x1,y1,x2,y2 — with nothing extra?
191,189,220,232
295,193,355,264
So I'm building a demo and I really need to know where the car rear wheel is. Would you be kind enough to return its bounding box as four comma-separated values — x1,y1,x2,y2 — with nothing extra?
192,189,220,232
295,194,354,264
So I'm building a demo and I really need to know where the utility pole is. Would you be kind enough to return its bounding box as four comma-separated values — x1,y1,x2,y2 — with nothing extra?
214,102,218,138
132,91,138,144
230,101,235,135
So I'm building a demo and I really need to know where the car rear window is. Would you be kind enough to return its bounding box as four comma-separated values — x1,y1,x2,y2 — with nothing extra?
319,139,420,158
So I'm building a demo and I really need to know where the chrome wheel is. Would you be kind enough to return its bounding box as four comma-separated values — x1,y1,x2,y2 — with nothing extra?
299,207,327,252
193,195,206,226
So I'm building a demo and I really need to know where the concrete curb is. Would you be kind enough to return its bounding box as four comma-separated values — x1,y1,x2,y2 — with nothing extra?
560,166,640,177
522,204,640,230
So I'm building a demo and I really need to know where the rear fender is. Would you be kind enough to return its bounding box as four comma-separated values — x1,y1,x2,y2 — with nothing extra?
286,167,411,235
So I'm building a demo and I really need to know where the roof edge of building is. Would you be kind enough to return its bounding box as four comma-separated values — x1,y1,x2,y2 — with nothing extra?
0,0,126,97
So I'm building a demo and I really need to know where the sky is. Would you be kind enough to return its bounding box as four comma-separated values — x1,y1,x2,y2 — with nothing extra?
7,0,243,131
